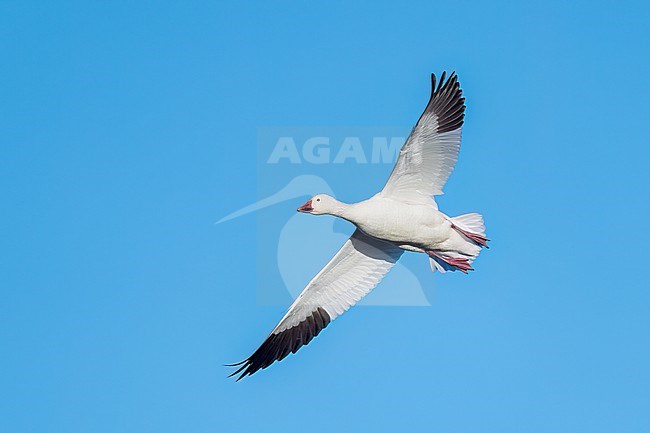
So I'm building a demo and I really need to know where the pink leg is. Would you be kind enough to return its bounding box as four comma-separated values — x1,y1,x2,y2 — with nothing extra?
451,223,490,248
427,251,474,274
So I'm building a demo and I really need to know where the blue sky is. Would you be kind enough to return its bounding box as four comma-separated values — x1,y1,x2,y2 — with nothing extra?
1,1,649,432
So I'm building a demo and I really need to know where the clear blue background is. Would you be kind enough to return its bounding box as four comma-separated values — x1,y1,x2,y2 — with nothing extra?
1,1,649,432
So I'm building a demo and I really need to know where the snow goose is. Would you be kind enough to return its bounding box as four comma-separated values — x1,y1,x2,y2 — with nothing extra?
228,72,488,380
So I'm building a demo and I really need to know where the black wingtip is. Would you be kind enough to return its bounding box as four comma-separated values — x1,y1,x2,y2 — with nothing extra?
429,70,461,94
420,70,465,133
227,307,333,382
227,361,250,380
437,71,446,93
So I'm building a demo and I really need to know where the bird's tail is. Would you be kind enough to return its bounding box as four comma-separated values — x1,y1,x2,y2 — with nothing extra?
428,213,489,273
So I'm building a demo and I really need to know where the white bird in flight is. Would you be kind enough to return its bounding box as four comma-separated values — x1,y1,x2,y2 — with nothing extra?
229,72,489,380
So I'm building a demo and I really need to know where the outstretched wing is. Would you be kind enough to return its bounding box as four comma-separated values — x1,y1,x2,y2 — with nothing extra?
381,71,466,204
229,230,403,380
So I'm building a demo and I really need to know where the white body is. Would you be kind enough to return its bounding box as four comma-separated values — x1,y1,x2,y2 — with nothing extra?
342,194,479,258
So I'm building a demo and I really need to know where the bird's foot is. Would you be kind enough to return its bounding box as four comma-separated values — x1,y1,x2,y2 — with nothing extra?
451,223,490,248
427,251,474,273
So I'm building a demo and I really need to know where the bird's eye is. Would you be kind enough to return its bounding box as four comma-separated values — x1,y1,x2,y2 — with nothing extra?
316,198,321,202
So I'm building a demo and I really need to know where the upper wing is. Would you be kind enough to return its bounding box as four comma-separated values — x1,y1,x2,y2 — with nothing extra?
381,72,466,204
229,229,403,380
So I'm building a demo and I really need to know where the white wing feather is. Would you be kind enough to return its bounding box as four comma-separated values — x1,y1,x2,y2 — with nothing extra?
273,229,403,333
381,72,465,205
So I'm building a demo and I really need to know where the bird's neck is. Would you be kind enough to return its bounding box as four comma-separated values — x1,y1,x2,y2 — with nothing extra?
328,200,356,222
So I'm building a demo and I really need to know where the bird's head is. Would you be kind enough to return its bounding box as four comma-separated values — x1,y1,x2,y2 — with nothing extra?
297,194,338,215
